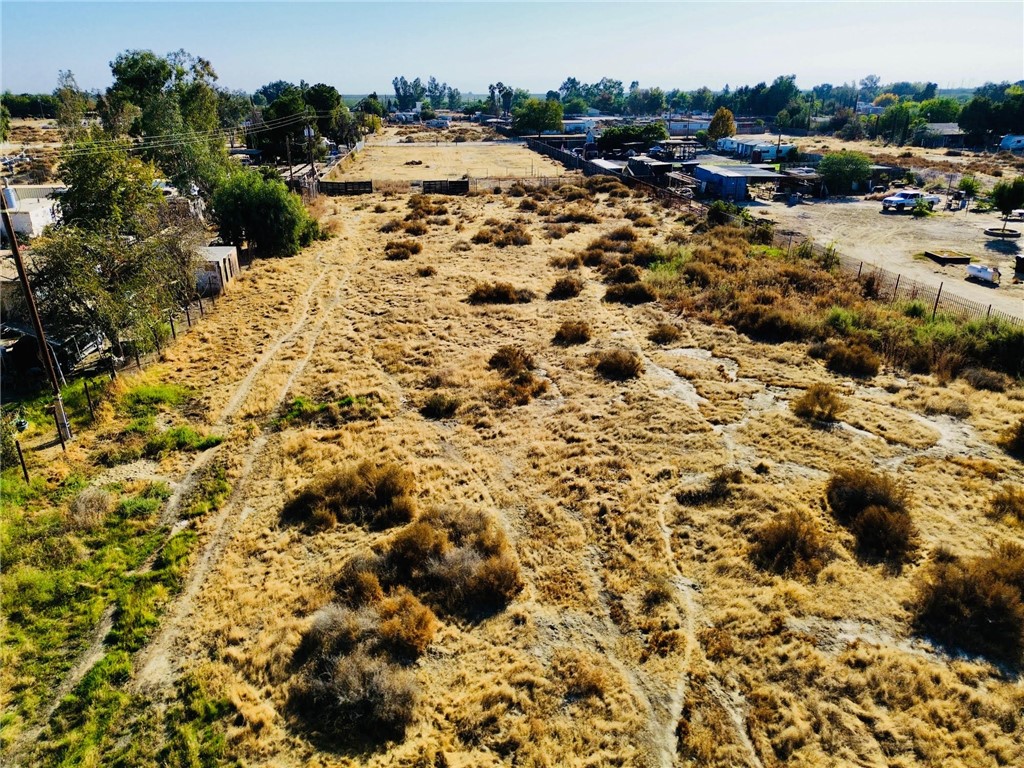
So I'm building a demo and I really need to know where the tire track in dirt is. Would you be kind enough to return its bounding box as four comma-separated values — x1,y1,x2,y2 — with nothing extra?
135,260,350,692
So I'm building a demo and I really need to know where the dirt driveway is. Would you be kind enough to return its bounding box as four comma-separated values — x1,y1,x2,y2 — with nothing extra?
753,198,1024,319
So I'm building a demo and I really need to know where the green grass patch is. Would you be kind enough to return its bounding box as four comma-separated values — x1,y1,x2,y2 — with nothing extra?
143,426,222,458
183,463,231,519
120,383,192,418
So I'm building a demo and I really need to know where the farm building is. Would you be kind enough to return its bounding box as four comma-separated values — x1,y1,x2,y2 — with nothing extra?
920,123,966,149
693,164,784,200
196,246,240,297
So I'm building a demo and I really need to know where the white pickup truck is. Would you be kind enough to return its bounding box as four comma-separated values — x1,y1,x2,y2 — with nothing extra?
881,190,941,212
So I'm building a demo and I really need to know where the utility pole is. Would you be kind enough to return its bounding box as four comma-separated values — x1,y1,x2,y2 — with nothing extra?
1,184,72,442
286,136,294,189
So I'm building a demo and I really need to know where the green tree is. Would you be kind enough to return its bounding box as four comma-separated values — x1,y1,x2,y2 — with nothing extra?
958,175,981,199
873,92,899,108
210,167,321,257
55,128,163,236
991,177,1024,233
0,102,9,142
54,70,89,138
596,123,668,151
707,107,736,141
818,151,872,195
917,97,961,123
511,98,563,136
563,96,589,116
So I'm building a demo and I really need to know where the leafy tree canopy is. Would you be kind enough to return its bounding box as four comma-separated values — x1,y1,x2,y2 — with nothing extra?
818,151,872,195
511,98,563,136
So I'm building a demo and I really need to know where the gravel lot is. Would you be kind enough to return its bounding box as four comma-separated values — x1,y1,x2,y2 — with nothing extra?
751,198,1024,319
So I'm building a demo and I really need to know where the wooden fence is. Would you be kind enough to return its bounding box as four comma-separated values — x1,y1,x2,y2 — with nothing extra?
320,180,373,196
422,179,469,195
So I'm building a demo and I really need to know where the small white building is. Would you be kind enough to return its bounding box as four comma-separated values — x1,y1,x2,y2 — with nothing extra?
196,246,240,297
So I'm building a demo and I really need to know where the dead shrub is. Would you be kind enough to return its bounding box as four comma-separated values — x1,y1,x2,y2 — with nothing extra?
826,468,908,524
402,220,428,236
731,303,811,342
990,485,1024,524
471,221,532,247
379,218,403,233
289,648,418,746
632,215,658,228
623,206,645,220
676,469,742,506
555,207,600,224
791,383,846,423
826,343,880,377
545,223,578,240
998,418,1024,458
548,275,583,300
384,239,422,260
607,225,637,242
373,203,388,214
604,264,642,284
518,197,538,211
595,349,643,380
67,487,115,530
553,320,591,345
451,240,472,253
648,323,681,344
552,649,608,700
468,282,535,304
556,184,591,201
375,588,439,659
420,393,459,419
750,510,830,578
826,468,916,566
550,252,583,269
282,461,416,531
961,367,1009,392
604,282,656,305
489,346,534,375
912,544,1024,664
416,265,436,277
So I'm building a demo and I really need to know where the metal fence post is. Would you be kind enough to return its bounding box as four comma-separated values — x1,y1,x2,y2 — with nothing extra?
932,282,943,321
891,274,900,302
15,440,29,482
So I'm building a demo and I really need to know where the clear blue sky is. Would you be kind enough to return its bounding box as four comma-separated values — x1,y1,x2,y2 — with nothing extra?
2,1,1022,96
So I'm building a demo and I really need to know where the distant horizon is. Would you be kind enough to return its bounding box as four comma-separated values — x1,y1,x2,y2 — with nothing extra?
2,2,1022,96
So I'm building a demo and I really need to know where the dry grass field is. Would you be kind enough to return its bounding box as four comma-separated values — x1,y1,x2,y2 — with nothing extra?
4,155,1024,768
326,131,568,181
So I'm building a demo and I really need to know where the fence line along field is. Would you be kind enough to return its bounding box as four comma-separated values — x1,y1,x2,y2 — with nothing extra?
326,133,569,181
4,138,1024,768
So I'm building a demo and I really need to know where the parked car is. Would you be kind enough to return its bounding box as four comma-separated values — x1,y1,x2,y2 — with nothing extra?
881,190,940,212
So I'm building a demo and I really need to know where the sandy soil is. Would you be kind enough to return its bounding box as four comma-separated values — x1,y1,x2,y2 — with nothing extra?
753,198,1024,319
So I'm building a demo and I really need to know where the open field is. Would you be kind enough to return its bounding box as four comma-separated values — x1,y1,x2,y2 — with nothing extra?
753,199,1024,319
4,150,1024,767
326,129,568,181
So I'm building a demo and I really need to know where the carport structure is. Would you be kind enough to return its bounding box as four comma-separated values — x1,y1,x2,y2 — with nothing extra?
693,164,784,201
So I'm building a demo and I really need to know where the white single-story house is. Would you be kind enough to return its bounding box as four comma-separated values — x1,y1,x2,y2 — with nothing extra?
196,246,240,297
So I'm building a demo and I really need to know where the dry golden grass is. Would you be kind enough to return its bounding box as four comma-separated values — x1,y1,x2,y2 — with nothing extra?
31,170,1024,768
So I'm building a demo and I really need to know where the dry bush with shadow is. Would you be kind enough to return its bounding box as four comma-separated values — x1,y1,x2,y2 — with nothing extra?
594,349,643,381
676,469,742,506
824,343,880,377
550,252,583,269
999,418,1024,458
961,367,1009,392
468,282,535,305
584,175,632,197
826,468,917,566
471,221,532,247
604,264,642,284
338,507,523,621
416,265,436,277
544,223,579,241
379,219,403,233
989,484,1024,525
791,383,846,423
750,509,831,578
488,346,547,406
384,239,422,261
281,461,416,532
553,320,591,346
603,282,656,305
547,275,583,300
420,392,460,420
554,207,600,224
551,649,609,701
648,323,682,345
912,543,1024,665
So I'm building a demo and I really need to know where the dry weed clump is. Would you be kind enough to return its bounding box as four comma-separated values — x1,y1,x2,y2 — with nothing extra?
384,239,422,261
604,264,642,284
552,649,610,701
282,461,416,531
555,184,592,202
998,418,1024,458
791,383,846,423
468,282,535,305
989,484,1024,524
603,282,656,305
584,175,632,197
67,487,115,530
419,393,460,420
824,343,881,377
961,367,1009,392
379,218,403,233
553,320,591,345
648,323,681,344
676,469,742,506
549,252,583,269
488,346,548,406
544,223,579,240
825,468,917,565
912,543,1024,665
416,265,436,277
750,509,830,578
338,507,523,619
547,275,583,300
471,221,532,247
555,207,600,224
594,349,643,381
